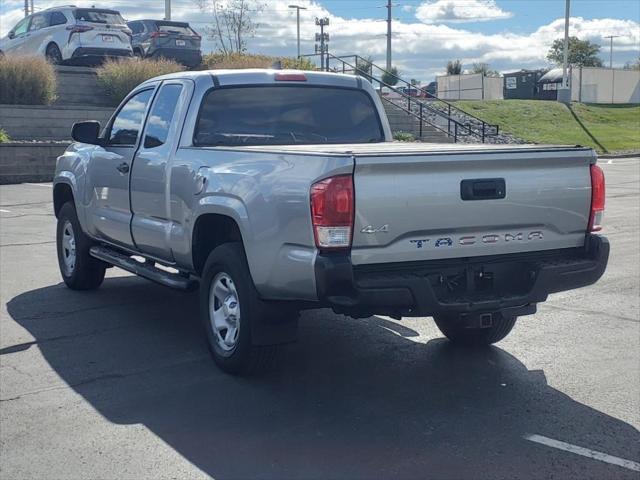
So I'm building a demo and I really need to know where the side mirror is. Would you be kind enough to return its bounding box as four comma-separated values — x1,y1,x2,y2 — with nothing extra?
72,121,102,145
8,31,15,39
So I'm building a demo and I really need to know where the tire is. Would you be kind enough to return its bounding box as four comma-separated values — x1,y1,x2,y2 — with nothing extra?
56,202,106,290
434,312,517,346
134,48,144,59
199,243,281,375
45,43,63,64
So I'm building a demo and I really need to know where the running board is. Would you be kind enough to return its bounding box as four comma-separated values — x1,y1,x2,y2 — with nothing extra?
90,246,198,291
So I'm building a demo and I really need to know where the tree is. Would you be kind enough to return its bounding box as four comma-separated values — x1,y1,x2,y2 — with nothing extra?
446,60,462,75
623,57,640,70
355,56,373,82
195,0,264,54
471,62,499,76
546,37,603,67
410,78,422,86
381,66,399,87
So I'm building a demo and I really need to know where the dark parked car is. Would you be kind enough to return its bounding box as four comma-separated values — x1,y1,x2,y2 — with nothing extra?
127,20,201,68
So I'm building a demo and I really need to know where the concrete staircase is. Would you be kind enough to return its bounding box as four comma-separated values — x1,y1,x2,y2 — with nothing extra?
383,102,453,143
54,66,112,107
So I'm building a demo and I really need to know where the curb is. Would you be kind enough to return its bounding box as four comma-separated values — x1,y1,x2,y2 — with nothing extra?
598,152,640,159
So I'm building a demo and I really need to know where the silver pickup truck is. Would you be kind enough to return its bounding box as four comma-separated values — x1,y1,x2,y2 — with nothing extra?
53,69,609,374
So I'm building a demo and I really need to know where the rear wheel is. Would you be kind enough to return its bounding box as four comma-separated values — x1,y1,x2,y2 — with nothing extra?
200,243,282,375
133,48,144,59
45,43,63,64
434,312,517,346
56,202,106,290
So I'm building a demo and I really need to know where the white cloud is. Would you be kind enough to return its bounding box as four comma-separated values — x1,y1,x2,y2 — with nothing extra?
0,0,638,82
415,0,512,24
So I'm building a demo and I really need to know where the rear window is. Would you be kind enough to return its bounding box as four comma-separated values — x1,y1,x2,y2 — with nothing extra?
156,23,195,35
74,9,125,25
194,86,384,146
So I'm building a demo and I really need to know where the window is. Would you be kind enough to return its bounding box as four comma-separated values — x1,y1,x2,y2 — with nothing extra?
50,11,68,26
73,8,125,25
194,86,384,146
144,84,183,148
109,89,154,146
129,22,143,34
12,18,29,36
28,14,49,31
156,22,195,35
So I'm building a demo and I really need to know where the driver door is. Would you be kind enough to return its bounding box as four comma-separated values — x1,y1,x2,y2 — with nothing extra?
84,87,155,247
3,17,31,55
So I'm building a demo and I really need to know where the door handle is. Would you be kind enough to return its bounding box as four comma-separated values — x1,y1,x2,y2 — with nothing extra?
116,162,130,174
460,178,506,201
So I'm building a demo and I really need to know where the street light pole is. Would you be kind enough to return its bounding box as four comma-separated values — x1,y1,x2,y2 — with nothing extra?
558,0,571,103
289,5,307,58
24,0,29,17
386,0,392,71
604,35,621,69
165,0,171,21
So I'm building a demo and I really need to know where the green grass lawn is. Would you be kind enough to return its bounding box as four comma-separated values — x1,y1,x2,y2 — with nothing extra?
456,100,640,153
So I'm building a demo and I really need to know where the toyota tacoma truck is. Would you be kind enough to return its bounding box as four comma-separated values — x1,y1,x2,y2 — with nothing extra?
53,69,609,374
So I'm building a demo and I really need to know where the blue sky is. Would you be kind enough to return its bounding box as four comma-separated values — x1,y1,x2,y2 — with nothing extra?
1,0,639,80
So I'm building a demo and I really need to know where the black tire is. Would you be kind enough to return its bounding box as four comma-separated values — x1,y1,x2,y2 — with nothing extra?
133,48,144,59
199,243,281,375
56,202,106,290
45,43,63,64
434,312,517,346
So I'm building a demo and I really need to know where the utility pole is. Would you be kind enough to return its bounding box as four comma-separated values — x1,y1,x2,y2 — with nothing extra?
24,0,29,17
30,0,34,14
315,17,329,71
289,5,307,58
386,0,392,71
604,35,621,69
165,0,171,20
558,0,571,103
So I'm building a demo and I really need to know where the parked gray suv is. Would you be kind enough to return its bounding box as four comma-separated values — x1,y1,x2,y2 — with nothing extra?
128,20,202,68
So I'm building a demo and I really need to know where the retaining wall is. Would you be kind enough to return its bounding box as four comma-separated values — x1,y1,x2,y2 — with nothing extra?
0,142,69,184
0,104,113,141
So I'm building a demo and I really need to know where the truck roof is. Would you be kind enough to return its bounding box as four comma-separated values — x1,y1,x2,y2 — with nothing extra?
141,69,362,89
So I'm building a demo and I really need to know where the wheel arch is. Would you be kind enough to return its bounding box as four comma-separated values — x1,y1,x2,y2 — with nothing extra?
191,213,246,277
53,182,74,218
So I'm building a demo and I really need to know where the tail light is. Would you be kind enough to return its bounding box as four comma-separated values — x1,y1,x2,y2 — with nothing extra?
150,31,169,38
122,28,132,37
310,175,354,250
589,164,605,232
66,25,94,33
191,34,202,40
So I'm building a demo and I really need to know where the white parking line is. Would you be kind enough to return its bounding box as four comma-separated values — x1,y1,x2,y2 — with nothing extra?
24,183,53,188
0,209,11,213
525,434,640,472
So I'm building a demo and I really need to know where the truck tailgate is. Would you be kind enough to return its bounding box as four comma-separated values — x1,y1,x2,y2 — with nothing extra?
351,146,594,265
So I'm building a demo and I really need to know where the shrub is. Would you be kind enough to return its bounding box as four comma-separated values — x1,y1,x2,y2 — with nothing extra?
0,56,57,105
97,58,185,105
201,53,316,71
393,131,415,142
0,128,10,143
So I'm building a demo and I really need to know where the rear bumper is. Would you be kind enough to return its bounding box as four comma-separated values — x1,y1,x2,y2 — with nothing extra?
150,48,201,66
315,234,609,318
71,47,132,59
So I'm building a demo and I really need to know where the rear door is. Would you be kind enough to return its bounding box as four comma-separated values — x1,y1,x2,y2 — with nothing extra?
153,22,200,52
350,148,593,265
24,12,50,55
85,87,155,247
130,80,192,260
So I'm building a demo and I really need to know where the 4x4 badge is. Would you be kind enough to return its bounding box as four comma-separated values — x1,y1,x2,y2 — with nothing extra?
361,224,389,234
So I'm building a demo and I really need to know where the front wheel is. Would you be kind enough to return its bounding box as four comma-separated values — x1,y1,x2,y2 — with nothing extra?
434,312,517,346
200,243,282,375
56,202,106,290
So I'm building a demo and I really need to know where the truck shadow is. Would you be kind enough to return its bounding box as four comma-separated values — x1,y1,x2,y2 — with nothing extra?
5,276,640,479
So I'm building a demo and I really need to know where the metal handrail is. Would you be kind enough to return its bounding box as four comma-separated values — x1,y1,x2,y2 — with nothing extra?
316,54,474,142
330,54,500,139
303,53,500,142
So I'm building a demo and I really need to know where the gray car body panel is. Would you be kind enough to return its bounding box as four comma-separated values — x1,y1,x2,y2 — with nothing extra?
54,69,596,302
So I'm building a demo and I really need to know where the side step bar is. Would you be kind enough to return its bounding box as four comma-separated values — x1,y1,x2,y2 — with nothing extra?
90,245,198,291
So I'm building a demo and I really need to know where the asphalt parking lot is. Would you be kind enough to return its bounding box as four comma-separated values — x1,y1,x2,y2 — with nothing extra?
0,158,638,480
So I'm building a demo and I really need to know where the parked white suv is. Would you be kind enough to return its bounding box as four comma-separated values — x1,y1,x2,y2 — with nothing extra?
0,6,132,64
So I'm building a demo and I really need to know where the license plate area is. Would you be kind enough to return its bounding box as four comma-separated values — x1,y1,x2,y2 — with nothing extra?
102,35,114,42
176,39,186,46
